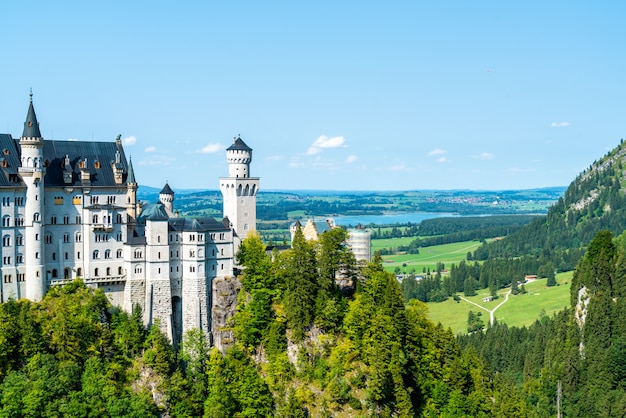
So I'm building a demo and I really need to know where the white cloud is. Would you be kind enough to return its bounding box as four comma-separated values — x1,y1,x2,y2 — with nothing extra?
428,148,447,156
346,155,358,164
122,135,137,145
550,122,570,128
307,135,346,155
437,157,450,163
144,146,156,153
389,163,409,172
137,154,176,167
199,143,224,154
472,152,494,160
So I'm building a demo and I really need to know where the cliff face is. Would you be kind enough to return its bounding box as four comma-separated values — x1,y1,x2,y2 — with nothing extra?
211,275,241,352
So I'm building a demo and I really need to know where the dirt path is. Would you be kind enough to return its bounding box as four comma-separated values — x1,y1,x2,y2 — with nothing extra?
459,289,511,326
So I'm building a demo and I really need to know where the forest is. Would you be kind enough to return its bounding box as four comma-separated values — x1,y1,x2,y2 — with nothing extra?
0,229,537,417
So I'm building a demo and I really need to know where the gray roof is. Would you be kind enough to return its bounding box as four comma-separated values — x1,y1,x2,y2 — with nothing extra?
42,140,131,187
22,99,42,138
137,202,170,221
168,217,230,232
227,136,252,151
127,158,136,184
160,183,174,195
0,134,26,188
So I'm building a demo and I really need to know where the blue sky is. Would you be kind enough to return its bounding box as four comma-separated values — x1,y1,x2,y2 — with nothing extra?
1,1,625,191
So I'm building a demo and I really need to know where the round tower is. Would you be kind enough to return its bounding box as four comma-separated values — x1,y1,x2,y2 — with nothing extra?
159,182,174,214
219,136,259,245
18,93,46,301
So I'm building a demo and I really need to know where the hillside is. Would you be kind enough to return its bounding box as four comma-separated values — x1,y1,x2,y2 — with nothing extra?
473,140,626,264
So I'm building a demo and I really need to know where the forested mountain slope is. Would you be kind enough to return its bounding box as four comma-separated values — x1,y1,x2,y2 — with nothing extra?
473,140,626,264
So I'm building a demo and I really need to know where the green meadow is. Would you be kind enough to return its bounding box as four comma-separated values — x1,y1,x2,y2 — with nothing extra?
375,239,484,274
425,271,573,335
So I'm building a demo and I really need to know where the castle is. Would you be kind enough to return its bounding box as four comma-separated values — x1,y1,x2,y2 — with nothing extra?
0,95,258,344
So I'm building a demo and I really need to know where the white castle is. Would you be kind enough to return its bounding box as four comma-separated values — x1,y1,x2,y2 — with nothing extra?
0,95,258,344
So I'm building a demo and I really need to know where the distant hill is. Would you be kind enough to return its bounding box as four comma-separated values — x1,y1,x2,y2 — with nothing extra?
474,139,626,268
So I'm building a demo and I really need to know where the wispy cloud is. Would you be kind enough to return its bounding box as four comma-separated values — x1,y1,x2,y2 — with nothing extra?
436,157,450,163
346,155,358,163
198,143,224,154
550,122,570,128
137,154,176,167
472,152,494,160
145,146,156,153
389,162,409,172
307,135,346,155
122,135,137,146
428,148,447,156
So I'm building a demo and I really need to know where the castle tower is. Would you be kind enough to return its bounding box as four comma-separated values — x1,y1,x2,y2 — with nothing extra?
219,136,259,246
126,157,138,223
18,93,46,301
159,183,174,215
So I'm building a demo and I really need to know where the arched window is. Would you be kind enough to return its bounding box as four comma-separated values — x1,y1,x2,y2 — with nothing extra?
2,216,10,227
134,264,143,274
76,268,82,277
104,249,111,259
116,249,123,258
64,268,71,279
134,249,143,259
106,267,111,276
118,266,123,275
93,250,100,259
94,268,99,277
2,235,10,247
51,269,58,278
92,214,99,223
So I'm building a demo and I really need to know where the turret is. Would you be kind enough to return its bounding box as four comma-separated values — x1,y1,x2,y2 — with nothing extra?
219,135,259,245
18,92,46,301
159,182,174,214
126,157,138,221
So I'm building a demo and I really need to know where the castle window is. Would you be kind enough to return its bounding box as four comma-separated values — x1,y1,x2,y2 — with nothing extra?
64,268,70,279
116,214,123,223
50,216,57,224
219,233,225,240
94,268,99,277
2,235,10,247
34,213,40,222
73,196,82,205
221,248,224,256
14,197,24,206
77,251,81,260
106,267,111,276
93,250,100,259
75,232,82,242
2,197,9,206
212,249,215,256
244,224,249,230
15,217,23,226
212,264,215,271
117,249,123,258
65,252,68,260
35,233,39,241
35,252,39,259
15,235,23,246
221,263,224,270
3,275,12,283
63,233,69,243
134,249,143,259
157,236,161,243
198,249,203,258
94,161,100,169
118,266,123,275
17,273,25,282
190,266,196,272
51,269,58,278
92,214,99,223
76,268,82,277
105,249,111,259
158,252,161,259
52,253,56,261
134,265,143,274
63,216,69,224
16,254,23,264
189,250,195,258
189,234,195,242
45,234,53,244
2,216,10,227
2,256,10,265
76,215,81,224
54,197,63,205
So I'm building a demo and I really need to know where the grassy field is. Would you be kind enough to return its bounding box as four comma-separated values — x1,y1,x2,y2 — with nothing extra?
377,240,484,274
426,271,573,335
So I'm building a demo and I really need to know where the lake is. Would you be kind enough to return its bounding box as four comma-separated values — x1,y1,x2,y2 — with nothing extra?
333,212,459,227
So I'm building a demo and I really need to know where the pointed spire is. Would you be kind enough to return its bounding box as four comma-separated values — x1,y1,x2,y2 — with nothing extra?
127,157,136,184
22,90,42,138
